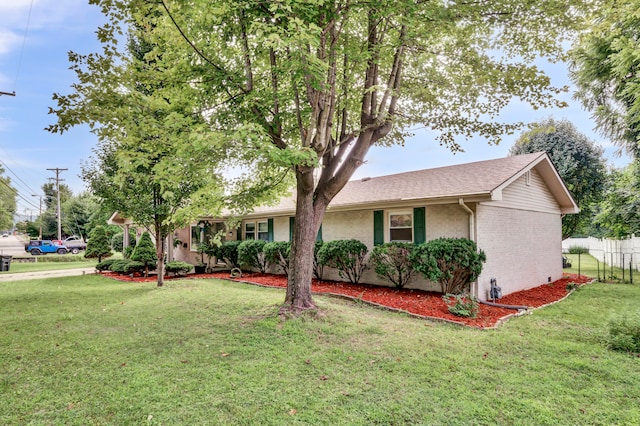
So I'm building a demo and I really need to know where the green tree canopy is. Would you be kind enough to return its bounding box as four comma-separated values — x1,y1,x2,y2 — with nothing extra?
509,118,607,238
48,6,287,286
570,0,640,157
0,165,17,231
51,0,597,311
593,161,640,239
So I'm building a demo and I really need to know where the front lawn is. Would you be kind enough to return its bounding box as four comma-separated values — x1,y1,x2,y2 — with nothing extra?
0,254,103,274
1,275,638,425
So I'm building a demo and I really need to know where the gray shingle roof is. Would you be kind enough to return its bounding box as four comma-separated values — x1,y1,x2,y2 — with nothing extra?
248,152,576,215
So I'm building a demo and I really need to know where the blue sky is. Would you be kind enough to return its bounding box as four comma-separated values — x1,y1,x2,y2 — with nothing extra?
0,0,632,219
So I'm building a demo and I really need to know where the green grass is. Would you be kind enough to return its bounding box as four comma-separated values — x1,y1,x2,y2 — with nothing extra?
1,275,639,425
565,253,634,282
0,254,120,274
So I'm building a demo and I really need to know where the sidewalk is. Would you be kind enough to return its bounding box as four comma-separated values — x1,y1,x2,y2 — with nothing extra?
0,267,97,282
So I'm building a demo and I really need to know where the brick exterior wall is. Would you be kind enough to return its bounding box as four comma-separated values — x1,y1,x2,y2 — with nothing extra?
475,204,562,299
425,204,470,240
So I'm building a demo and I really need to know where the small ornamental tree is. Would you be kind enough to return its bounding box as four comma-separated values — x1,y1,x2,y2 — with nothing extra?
84,225,112,263
410,238,486,294
369,242,416,289
130,232,157,277
263,241,291,277
317,239,368,284
238,240,268,273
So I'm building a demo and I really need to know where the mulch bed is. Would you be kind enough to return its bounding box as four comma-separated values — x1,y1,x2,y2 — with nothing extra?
100,270,591,328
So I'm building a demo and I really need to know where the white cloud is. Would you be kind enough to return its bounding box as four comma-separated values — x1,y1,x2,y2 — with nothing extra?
0,28,22,55
0,0,101,56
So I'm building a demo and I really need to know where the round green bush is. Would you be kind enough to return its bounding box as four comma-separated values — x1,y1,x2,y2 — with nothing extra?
165,261,193,276
317,239,368,284
263,241,291,276
410,238,486,294
369,242,416,288
238,240,268,273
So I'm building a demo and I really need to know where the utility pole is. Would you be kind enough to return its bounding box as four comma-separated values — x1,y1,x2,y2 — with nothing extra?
47,168,67,241
32,194,43,240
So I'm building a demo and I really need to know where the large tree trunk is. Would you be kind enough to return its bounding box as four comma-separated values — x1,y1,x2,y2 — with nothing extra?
284,167,325,312
284,128,386,312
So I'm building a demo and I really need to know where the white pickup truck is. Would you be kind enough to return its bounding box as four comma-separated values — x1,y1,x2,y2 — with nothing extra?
62,236,87,254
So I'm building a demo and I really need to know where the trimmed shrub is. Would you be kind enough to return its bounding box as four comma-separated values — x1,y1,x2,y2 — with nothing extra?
410,238,486,294
608,313,640,354
165,261,193,276
238,240,268,273
263,241,291,277
109,259,145,275
130,232,157,277
217,240,242,268
568,245,589,254
313,240,324,281
369,242,416,288
84,226,113,263
96,258,118,271
317,239,368,284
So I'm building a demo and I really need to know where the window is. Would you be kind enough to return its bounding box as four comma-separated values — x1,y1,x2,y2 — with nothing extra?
244,222,256,240
389,211,413,242
244,220,269,241
257,221,269,241
190,222,226,251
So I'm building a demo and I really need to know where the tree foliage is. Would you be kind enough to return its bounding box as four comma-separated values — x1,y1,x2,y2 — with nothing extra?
52,0,596,311
0,165,17,231
593,161,640,239
570,0,640,157
509,118,607,238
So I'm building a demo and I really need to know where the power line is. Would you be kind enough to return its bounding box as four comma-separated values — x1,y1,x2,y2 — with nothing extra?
0,177,39,210
0,158,40,196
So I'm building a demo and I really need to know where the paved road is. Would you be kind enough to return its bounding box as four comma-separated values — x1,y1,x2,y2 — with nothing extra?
0,234,28,257
0,234,96,282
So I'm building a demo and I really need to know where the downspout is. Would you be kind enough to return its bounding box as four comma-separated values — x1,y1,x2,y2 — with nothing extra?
458,198,477,297
458,198,475,242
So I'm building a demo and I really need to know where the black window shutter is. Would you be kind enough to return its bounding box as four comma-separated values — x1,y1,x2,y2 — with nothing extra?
373,210,384,246
413,207,425,244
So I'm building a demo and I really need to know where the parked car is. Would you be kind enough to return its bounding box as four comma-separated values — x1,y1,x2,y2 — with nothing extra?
1,232,8,238
25,240,69,255
62,236,87,254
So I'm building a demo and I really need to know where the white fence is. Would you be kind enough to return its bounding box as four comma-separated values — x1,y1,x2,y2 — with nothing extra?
563,236,640,272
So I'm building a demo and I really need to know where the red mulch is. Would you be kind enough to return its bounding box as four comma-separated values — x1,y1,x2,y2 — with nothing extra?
100,271,591,328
